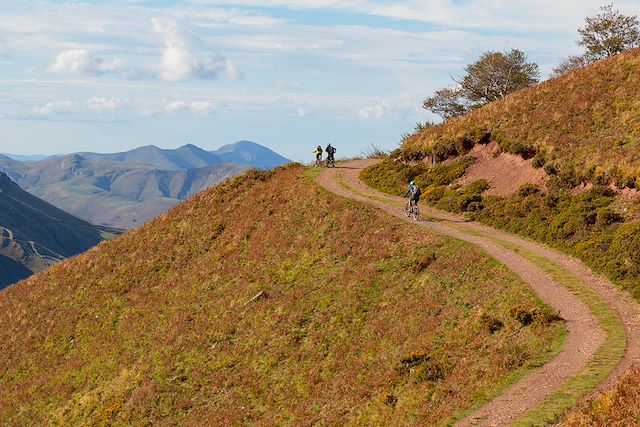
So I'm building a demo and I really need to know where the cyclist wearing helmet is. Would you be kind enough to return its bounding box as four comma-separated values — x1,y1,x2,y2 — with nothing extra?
313,145,323,166
404,180,421,206
326,143,336,161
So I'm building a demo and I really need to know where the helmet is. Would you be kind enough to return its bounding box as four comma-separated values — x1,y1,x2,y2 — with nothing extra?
410,180,415,185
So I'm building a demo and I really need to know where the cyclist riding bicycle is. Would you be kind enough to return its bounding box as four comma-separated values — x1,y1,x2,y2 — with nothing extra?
404,180,421,206
326,143,336,163
313,145,323,165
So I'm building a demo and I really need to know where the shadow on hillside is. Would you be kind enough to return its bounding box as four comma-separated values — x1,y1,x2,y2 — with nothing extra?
0,254,32,290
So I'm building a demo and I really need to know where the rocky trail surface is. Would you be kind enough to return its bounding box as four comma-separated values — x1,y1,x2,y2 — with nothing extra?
316,160,640,426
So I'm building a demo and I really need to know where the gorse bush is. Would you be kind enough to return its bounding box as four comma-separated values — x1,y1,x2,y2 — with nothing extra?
362,159,640,298
359,156,475,196
473,187,640,297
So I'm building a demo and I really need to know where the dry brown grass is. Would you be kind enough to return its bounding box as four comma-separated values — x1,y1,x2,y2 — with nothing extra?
0,165,563,425
562,365,640,426
404,48,640,187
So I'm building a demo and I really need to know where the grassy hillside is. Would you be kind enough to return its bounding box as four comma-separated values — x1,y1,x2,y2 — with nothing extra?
402,48,640,189
361,48,640,424
363,49,640,299
0,165,563,425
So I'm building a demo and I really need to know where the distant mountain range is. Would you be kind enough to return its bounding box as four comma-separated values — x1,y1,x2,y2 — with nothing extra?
0,172,118,289
1,153,48,161
0,141,290,229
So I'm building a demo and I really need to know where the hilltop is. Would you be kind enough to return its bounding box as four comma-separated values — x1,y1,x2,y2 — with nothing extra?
0,172,116,289
363,48,640,295
402,47,640,190
0,165,563,425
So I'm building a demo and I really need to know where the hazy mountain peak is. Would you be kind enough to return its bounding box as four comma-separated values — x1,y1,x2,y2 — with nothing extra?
132,145,161,153
212,140,291,170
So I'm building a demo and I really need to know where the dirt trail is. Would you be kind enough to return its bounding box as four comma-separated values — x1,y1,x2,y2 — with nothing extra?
316,160,640,426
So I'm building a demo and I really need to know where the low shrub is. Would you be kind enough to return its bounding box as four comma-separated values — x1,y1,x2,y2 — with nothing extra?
480,313,504,334
510,306,534,326
517,184,539,198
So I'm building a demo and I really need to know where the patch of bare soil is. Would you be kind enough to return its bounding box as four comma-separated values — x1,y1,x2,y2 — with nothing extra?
458,142,548,196
316,159,640,427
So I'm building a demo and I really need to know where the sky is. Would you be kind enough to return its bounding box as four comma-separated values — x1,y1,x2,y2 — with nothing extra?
0,1,638,162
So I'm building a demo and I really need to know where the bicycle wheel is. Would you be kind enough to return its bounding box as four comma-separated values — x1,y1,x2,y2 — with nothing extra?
404,202,411,217
412,205,420,221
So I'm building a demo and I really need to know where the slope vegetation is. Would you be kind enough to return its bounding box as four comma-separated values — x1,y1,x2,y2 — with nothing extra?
0,172,116,289
365,49,640,298
362,48,640,425
0,165,563,425
403,48,640,188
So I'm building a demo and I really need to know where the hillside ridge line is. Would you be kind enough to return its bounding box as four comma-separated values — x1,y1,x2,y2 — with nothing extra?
315,159,640,426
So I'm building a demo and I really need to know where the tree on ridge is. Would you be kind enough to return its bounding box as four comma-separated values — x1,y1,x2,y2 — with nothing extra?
423,49,540,121
552,3,640,77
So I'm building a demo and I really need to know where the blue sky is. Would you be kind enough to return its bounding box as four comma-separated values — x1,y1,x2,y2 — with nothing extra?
0,0,638,162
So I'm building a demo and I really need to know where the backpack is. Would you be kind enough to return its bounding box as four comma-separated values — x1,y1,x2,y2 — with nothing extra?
413,185,421,197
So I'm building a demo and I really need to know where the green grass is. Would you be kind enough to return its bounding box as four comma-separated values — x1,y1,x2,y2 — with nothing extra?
0,165,565,425
337,168,624,424
324,169,574,423
454,228,626,425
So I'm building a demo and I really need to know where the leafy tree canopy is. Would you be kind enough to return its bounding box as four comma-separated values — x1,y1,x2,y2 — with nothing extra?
552,4,640,77
423,49,539,121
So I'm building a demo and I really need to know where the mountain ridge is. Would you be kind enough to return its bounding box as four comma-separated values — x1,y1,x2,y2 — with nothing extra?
77,144,223,171
0,141,289,228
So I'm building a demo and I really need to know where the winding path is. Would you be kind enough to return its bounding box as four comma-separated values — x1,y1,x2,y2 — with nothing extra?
316,160,640,426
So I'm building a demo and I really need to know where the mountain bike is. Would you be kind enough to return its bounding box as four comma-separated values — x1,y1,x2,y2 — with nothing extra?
404,200,419,221
326,156,335,168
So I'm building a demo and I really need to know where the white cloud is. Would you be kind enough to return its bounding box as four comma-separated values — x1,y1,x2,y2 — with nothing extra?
164,99,218,115
358,100,391,119
357,98,420,120
35,97,126,115
86,97,123,111
36,100,75,115
47,49,125,75
151,18,241,81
